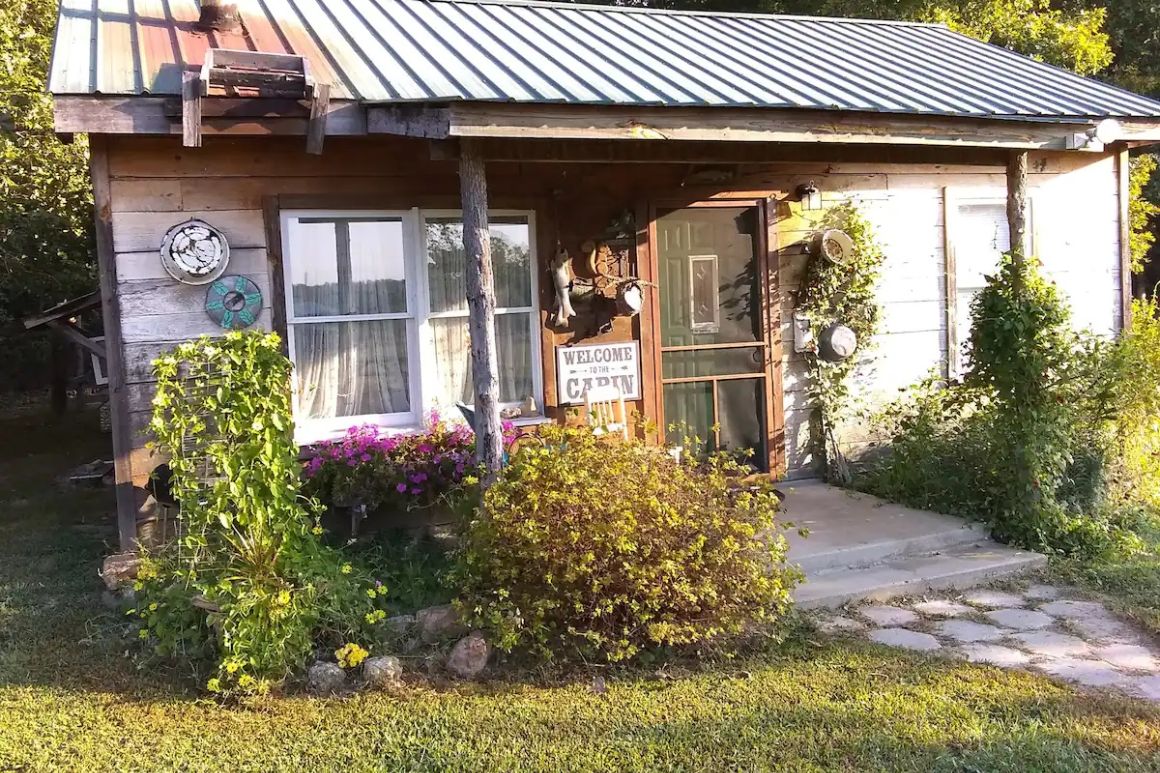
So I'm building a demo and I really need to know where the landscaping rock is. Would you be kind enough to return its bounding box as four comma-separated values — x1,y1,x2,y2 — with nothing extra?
963,590,1026,609
446,632,491,679
416,605,468,643
860,605,919,627
1039,601,1137,643
100,552,140,591
869,628,942,652
934,620,1006,643
307,662,346,695
957,644,1032,668
384,614,415,638
1008,630,1090,659
363,656,403,687
911,600,972,618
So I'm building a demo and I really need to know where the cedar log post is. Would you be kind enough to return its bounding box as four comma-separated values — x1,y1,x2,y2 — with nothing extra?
1006,150,1029,290
458,139,504,480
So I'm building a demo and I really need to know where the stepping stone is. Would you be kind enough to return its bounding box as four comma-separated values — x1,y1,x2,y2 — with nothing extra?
1093,643,1160,672
958,643,1033,668
1008,630,1091,659
816,615,867,634
1038,600,1112,619
869,627,942,652
911,600,972,618
985,608,1055,630
1127,675,1160,702
935,620,1007,643
1038,657,1129,689
1024,584,1064,600
964,590,1026,609
860,605,919,627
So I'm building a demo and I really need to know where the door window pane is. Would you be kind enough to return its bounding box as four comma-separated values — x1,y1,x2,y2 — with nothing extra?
288,219,407,317
293,320,411,419
718,378,766,464
662,347,765,380
657,207,761,347
426,216,533,313
663,381,714,449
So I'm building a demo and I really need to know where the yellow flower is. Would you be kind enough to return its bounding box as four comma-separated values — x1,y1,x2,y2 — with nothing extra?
238,674,256,689
340,563,353,575
311,525,324,536
206,677,221,692
275,590,291,606
137,628,149,639
335,642,369,669
148,602,159,612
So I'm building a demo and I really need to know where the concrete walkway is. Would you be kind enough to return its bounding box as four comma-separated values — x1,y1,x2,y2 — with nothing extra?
783,481,1045,608
815,584,1160,703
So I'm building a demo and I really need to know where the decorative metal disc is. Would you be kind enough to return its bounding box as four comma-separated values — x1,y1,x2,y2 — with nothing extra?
160,219,230,284
205,275,262,330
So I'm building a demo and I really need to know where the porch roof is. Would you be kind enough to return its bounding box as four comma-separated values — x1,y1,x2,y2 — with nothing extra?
50,0,1160,122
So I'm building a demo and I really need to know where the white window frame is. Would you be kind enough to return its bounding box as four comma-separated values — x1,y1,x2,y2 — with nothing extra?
280,208,542,443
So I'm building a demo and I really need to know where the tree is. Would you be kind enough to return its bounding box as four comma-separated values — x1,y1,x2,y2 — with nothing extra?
0,0,94,392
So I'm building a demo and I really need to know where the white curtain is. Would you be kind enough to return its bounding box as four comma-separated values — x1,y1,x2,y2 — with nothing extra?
295,320,410,419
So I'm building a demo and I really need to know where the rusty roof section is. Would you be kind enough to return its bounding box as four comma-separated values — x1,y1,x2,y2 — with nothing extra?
49,0,1160,119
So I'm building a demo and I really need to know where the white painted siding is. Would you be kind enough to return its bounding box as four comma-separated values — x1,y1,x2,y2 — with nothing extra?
781,152,1124,477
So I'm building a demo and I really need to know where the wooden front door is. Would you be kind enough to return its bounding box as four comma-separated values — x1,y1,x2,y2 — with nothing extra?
651,202,777,470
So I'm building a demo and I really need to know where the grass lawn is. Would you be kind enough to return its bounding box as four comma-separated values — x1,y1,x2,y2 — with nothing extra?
0,410,1158,772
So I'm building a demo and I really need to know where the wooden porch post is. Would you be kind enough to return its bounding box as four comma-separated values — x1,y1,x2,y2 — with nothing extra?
458,138,504,479
1006,150,1029,288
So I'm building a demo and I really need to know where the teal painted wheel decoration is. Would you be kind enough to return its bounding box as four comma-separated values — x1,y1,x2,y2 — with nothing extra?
205,275,262,330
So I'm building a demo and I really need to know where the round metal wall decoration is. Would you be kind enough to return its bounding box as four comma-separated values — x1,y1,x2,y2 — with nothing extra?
160,219,230,284
818,323,858,362
205,275,262,330
813,229,856,266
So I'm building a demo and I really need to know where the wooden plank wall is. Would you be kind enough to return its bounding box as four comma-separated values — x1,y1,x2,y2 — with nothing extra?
776,152,1121,476
103,136,1122,485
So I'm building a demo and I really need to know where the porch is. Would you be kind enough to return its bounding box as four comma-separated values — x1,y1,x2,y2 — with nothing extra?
784,482,1046,609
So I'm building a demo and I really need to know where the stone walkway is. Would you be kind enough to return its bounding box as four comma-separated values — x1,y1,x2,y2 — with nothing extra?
815,583,1160,702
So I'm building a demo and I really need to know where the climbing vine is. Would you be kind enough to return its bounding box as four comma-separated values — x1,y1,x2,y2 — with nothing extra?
794,202,885,482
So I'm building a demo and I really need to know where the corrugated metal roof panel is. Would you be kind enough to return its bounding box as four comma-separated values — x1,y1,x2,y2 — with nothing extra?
49,0,1160,119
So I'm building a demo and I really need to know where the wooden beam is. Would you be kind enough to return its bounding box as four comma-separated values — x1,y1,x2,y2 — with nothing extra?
1007,150,1029,271
1117,148,1133,329
53,96,368,136
46,319,107,359
306,83,331,155
942,187,959,378
367,104,450,138
427,136,1012,166
436,104,1118,151
90,135,138,551
182,71,202,148
458,138,504,479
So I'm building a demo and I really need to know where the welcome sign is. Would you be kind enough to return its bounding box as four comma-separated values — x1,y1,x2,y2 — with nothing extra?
556,342,642,405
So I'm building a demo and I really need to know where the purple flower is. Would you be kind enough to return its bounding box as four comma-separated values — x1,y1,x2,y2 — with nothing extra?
396,483,407,493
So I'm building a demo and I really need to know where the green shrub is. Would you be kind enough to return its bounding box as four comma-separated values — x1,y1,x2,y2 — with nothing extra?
136,332,388,695
858,255,1147,557
453,426,800,662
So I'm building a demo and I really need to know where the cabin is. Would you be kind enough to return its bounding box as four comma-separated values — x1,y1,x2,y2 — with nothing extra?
50,0,1160,551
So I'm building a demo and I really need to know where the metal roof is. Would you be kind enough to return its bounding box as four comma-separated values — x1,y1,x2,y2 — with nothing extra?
50,0,1160,120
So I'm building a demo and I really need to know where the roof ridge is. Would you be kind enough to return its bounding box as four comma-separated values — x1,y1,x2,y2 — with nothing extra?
413,0,945,28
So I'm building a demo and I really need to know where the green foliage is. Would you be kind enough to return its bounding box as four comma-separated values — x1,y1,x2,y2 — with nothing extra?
453,425,799,662
859,256,1152,557
795,202,885,482
0,0,94,392
137,332,386,695
1129,155,1158,273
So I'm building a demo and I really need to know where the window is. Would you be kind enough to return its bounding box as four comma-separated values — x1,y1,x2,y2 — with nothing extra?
281,209,540,441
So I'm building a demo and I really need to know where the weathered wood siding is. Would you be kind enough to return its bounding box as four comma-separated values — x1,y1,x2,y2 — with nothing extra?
102,136,1123,485
777,153,1122,475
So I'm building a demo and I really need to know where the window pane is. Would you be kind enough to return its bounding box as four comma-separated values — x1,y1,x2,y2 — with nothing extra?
288,218,407,317
292,320,411,419
430,313,535,407
425,216,532,313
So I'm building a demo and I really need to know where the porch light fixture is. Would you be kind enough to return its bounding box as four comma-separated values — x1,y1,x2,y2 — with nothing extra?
796,181,822,211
